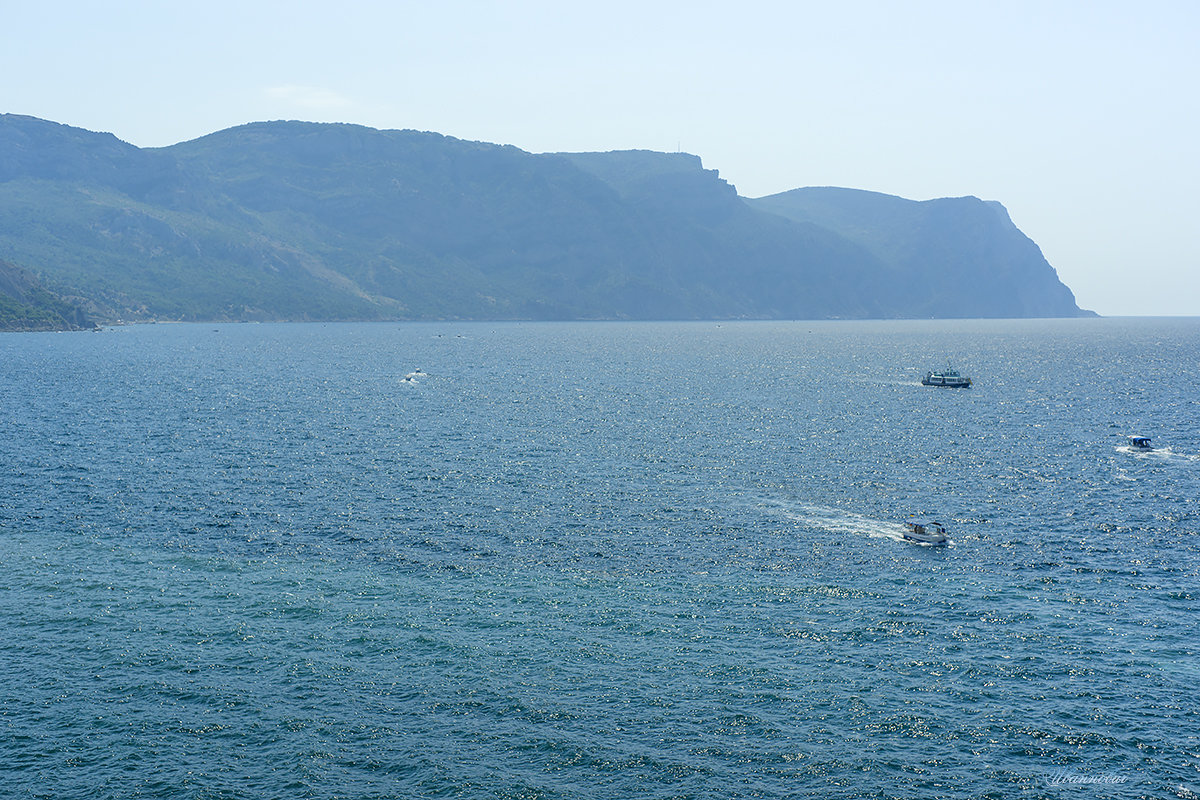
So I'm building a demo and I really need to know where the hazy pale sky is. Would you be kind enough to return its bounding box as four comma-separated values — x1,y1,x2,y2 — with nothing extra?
4,0,1197,315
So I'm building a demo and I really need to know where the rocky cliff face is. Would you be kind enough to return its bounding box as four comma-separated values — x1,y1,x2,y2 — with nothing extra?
0,258,96,331
0,114,1092,322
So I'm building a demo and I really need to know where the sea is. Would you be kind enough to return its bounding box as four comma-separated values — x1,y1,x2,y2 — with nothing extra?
1,318,1197,800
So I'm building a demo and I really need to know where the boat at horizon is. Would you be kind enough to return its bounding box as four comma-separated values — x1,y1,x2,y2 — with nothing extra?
921,366,972,388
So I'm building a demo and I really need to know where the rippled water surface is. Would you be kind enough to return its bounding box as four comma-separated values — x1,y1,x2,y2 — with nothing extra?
2,319,1198,799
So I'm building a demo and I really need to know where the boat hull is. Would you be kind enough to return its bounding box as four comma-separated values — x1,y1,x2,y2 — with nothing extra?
921,375,971,388
903,531,948,544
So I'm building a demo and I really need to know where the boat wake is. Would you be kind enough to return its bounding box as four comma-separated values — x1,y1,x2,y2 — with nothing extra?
1115,445,1200,462
767,501,945,545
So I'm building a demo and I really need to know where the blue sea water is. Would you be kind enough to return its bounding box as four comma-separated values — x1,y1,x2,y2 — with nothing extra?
1,318,1197,799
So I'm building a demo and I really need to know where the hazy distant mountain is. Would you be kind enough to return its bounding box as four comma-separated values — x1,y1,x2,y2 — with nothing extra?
0,114,1091,327
748,187,1086,318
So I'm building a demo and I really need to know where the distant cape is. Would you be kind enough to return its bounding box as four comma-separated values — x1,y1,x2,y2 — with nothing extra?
0,114,1093,328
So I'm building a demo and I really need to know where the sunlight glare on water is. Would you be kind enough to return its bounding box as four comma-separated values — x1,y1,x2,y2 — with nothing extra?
1,318,1197,799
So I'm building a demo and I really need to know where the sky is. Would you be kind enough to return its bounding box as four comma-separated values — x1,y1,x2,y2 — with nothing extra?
3,0,1197,316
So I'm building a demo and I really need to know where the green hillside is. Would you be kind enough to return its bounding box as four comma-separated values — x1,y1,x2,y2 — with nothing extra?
0,258,96,330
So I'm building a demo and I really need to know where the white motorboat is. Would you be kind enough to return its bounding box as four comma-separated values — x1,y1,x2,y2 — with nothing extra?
903,518,948,544
921,367,971,388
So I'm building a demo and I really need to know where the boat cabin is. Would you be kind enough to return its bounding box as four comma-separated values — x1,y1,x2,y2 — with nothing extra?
1128,436,1152,449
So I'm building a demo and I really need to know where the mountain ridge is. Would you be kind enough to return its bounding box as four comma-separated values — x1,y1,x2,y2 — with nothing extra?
0,114,1092,328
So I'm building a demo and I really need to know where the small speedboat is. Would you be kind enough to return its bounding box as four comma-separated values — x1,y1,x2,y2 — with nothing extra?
1127,435,1152,449
903,518,948,544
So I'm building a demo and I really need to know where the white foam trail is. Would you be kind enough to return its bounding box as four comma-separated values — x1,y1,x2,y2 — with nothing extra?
1115,445,1200,462
768,501,923,543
